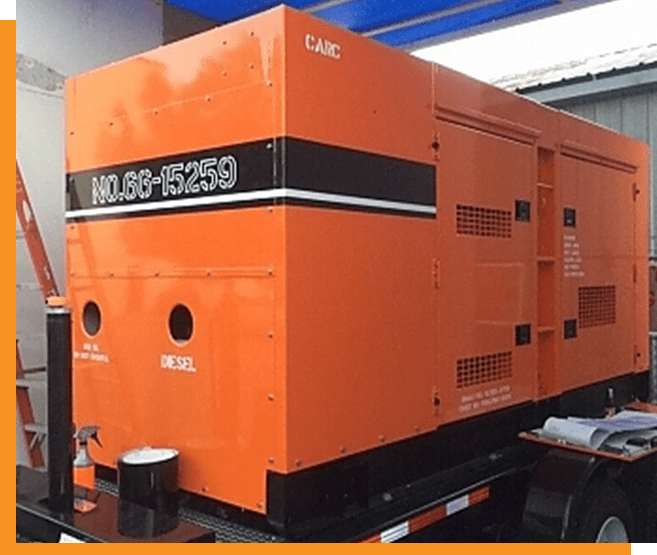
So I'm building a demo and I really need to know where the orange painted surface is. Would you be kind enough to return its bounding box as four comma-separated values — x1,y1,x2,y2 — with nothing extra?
284,9,434,164
66,6,649,514
285,208,438,468
68,208,287,512
65,10,284,173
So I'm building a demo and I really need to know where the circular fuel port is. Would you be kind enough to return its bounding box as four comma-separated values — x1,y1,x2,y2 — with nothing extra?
82,301,101,336
168,304,193,344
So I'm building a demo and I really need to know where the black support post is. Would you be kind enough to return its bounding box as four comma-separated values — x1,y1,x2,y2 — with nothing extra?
47,300,73,514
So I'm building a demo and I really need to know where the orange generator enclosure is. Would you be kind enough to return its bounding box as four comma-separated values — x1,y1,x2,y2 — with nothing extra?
65,6,649,530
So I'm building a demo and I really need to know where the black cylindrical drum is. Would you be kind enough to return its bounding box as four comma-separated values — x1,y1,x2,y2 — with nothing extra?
118,448,179,515
46,303,73,514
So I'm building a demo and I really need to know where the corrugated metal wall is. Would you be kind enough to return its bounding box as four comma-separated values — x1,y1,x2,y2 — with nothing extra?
550,91,657,255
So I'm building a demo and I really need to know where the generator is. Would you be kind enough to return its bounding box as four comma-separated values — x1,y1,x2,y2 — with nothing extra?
20,5,654,542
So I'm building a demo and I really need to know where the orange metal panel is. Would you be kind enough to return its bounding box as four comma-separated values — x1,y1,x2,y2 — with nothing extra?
65,9,285,173
66,9,289,512
281,9,438,469
558,114,648,392
433,64,552,147
559,155,634,390
284,208,438,468
283,9,434,164
68,208,286,512
431,120,537,422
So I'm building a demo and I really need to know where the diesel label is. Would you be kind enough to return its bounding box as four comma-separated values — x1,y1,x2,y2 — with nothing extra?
161,354,196,373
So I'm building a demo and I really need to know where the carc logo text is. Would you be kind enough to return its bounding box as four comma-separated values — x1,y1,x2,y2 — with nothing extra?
304,33,341,60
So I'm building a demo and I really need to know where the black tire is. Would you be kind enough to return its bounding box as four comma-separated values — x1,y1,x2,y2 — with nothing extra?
645,472,657,542
575,480,634,543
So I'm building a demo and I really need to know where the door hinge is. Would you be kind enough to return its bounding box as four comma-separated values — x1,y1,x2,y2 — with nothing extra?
432,259,441,289
431,133,441,161
432,386,441,416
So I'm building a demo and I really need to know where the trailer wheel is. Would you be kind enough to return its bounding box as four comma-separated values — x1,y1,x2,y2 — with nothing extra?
575,481,633,543
645,472,657,541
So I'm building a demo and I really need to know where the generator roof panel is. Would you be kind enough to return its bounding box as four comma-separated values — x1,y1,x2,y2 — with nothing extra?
163,0,616,49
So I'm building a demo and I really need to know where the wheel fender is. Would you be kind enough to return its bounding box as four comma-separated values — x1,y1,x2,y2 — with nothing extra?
521,449,610,542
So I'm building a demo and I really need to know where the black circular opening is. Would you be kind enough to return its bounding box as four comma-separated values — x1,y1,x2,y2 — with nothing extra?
83,301,101,336
169,304,193,343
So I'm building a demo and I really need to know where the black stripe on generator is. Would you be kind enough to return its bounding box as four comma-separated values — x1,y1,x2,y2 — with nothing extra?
66,138,436,220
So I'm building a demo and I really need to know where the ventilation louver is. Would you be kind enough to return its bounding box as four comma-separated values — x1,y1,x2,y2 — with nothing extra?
456,351,513,389
578,286,616,328
456,204,512,238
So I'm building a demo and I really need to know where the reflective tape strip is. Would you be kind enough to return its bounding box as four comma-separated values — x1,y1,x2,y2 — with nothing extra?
446,495,469,516
380,521,409,543
468,487,491,505
408,504,447,534
59,532,85,543
359,486,490,543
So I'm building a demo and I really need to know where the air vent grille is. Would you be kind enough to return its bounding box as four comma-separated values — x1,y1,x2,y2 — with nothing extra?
456,351,513,389
578,285,616,328
456,204,512,238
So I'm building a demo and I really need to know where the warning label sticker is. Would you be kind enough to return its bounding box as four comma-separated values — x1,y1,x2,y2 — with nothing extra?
73,342,109,364
564,234,584,278
458,385,512,414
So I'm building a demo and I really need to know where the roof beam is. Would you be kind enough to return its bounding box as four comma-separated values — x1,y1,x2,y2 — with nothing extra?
362,0,504,38
304,0,355,14
406,0,617,50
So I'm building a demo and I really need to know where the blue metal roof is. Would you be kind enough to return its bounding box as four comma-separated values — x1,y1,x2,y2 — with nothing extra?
163,0,614,49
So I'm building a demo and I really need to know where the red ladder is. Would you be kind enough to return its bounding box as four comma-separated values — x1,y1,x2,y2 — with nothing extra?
16,159,60,468
16,344,45,468
16,160,58,298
